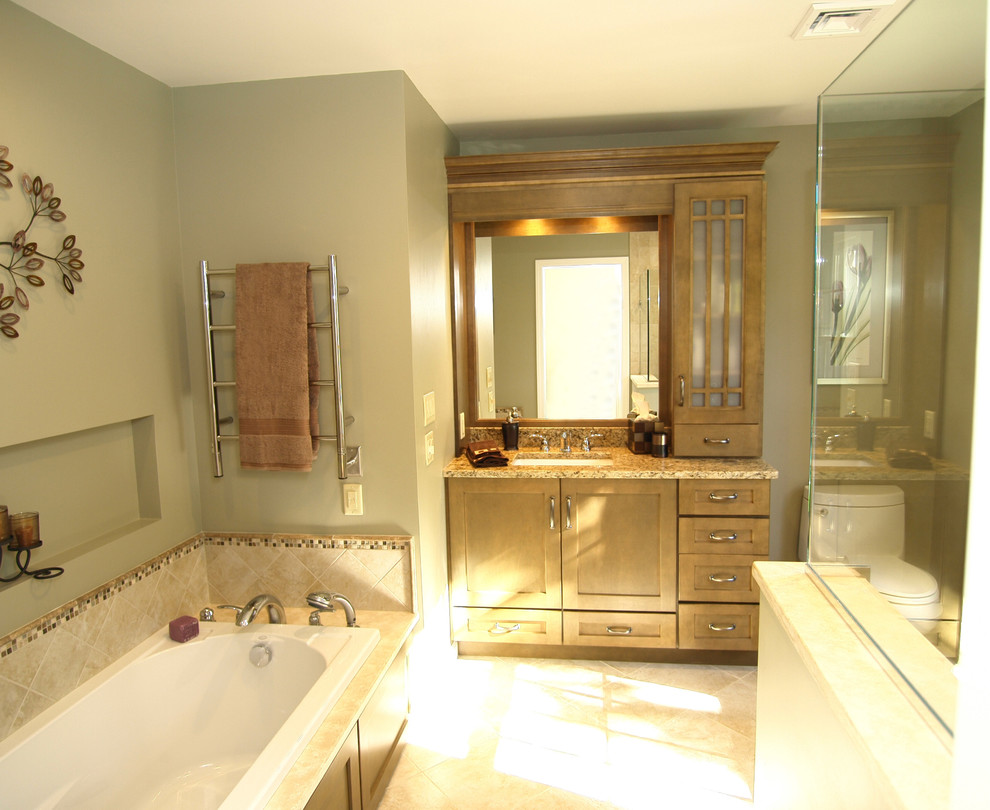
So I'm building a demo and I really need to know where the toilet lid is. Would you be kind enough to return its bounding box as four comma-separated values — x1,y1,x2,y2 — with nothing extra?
861,555,940,601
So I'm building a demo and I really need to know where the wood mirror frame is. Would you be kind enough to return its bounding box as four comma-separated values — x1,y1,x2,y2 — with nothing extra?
446,142,777,448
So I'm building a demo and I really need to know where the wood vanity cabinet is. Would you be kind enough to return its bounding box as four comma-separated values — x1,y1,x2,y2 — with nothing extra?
447,478,677,648
677,479,769,650
671,179,766,458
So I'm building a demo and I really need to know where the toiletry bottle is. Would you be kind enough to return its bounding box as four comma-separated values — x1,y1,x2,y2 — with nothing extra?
502,407,520,450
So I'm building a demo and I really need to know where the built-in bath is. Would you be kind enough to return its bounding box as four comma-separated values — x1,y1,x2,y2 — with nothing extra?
0,620,380,809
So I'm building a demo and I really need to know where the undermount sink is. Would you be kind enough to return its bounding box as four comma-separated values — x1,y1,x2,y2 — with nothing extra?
814,457,878,468
512,453,614,467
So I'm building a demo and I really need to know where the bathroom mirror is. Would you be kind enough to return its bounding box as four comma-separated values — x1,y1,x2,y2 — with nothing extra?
809,0,984,738
473,226,660,421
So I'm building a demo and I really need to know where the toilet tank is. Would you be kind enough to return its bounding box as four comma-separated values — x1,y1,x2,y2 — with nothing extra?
799,484,905,563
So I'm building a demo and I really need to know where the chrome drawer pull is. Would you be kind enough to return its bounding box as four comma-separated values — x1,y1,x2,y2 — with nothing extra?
549,496,555,530
678,375,685,407
708,622,737,632
704,437,731,444
606,625,633,635
708,531,739,542
489,622,521,635
709,573,738,583
565,496,572,530
708,491,739,502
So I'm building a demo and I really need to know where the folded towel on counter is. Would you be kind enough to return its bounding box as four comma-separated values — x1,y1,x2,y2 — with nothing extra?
465,440,508,467
235,262,320,471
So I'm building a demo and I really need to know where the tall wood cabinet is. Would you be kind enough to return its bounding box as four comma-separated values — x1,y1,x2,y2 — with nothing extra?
672,179,766,457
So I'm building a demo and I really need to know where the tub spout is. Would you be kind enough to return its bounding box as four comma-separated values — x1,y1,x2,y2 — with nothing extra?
306,591,358,627
230,594,285,627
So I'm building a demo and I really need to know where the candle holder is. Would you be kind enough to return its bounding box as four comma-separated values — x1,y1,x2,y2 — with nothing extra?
0,509,64,582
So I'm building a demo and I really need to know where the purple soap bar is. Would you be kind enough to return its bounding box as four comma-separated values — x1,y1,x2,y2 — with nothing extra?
169,615,199,643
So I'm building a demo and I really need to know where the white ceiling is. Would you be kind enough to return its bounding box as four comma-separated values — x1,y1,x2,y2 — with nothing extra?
12,0,911,140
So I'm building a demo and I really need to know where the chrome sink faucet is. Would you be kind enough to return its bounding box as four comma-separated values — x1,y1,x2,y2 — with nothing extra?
307,591,358,627
218,594,286,626
561,431,571,453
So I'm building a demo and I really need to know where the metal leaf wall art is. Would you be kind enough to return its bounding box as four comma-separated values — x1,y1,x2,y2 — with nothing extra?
0,144,85,339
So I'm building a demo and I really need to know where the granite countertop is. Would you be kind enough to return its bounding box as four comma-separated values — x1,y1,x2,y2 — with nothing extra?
811,449,969,482
444,445,778,479
257,607,418,810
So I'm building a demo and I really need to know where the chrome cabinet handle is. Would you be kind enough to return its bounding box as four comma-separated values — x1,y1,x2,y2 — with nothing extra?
708,573,738,583
708,491,739,502
708,531,739,542
708,622,737,632
678,375,685,407
704,437,731,444
489,622,521,635
606,625,633,635
549,496,555,530
565,496,572,530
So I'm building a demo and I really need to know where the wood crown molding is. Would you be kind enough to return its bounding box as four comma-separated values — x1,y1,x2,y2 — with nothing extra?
445,142,778,190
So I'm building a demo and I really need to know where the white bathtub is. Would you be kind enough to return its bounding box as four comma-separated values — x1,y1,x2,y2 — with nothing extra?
0,620,380,809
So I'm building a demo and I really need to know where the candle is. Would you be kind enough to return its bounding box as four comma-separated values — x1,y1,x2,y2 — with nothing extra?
0,505,9,542
10,512,40,549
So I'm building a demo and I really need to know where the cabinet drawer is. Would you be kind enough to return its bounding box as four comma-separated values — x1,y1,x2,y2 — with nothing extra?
678,603,760,651
678,479,770,516
562,611,677,649
678,554,765,602
452,607,561,645
674,424,762,457
678,517,769,555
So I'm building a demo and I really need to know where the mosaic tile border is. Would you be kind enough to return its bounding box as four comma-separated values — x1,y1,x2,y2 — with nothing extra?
0,532,412,660
203,533,411,551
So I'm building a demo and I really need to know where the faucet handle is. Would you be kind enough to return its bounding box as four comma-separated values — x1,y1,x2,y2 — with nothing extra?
581,433,604,451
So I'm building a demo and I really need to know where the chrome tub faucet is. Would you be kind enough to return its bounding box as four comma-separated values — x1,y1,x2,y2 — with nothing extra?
307,591,358,627
217,594,286,627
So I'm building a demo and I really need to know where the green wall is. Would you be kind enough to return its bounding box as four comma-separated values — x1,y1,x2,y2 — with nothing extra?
0,1,200,635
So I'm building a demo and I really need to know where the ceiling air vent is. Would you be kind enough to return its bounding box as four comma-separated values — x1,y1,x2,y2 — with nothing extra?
793,1,895,39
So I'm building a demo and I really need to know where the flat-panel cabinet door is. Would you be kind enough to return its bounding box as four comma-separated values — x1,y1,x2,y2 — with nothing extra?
561,479,677,612
672,179,766,449
448,478,562,609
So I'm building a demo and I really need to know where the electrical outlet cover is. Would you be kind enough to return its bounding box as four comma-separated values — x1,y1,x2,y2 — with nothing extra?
425,430,435,466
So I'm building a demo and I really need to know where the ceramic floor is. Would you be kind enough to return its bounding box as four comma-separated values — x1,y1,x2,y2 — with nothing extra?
380,656,757,809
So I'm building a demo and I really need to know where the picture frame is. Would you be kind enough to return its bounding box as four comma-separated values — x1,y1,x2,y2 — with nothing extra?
816,210,893,384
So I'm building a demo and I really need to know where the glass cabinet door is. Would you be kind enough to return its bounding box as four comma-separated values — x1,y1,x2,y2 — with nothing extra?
672,179,765,426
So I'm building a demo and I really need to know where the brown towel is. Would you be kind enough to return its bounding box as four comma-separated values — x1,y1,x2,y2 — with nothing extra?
235,262,320,471
465,440,508,468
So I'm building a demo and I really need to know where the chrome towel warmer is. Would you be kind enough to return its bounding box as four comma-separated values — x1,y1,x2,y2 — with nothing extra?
200,255,352,479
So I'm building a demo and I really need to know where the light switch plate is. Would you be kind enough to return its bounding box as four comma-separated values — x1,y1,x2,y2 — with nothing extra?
423,391,436,427
343,483,363,516
459,412,466,439
424,430,435,466
923,410,936,439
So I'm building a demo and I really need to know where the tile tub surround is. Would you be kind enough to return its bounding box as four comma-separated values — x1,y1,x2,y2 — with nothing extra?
445,445,778,480
0,532,413,743
203,533,414,615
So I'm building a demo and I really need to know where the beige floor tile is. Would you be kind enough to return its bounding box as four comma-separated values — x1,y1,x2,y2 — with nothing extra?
380,655,757,808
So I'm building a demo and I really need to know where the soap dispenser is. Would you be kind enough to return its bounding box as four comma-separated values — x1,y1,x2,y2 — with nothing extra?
502,407,520,450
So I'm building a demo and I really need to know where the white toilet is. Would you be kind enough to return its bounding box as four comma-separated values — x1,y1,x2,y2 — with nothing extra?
799,484,942,632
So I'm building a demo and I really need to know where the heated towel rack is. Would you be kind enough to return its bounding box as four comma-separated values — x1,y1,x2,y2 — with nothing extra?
200,256,352,479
